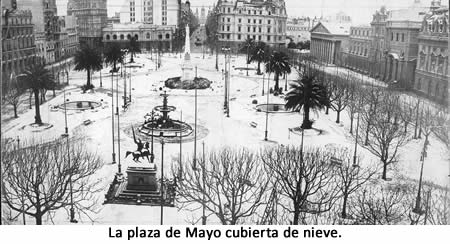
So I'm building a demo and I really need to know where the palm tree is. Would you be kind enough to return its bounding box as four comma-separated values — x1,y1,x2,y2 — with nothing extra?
104,43,125,73
23,64,55,125
285,71,329,129
241,37,255,64
128,36,141,63
73,45,102,88
249,42,268,75
265,51,291,92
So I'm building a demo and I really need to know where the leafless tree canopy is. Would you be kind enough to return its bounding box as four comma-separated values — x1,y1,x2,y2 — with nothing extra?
261,146,340,225
351,184,409,225
329,148,378,219
1,137,103,225
176,147,269,225
359,91,410,180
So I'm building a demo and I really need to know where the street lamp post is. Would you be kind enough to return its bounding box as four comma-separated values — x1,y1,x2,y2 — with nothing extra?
160,132,165,225
264,73,270,141
116,74,122,176
202,141,206,225
194,67,198,170
111,70,116,165
412,133,429,215
150,110,155,163
262,74,265,96
63,89,69,136
179,110,183,180
246,44,249,76
353,112,360,166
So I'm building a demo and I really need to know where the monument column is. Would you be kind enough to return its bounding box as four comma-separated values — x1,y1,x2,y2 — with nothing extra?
331,41,336,64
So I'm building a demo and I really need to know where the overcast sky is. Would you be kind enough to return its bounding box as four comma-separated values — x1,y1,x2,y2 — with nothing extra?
56,0,426,24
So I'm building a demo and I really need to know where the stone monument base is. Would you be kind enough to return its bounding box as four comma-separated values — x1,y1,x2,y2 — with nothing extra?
126,166,157,192
182,62,194,81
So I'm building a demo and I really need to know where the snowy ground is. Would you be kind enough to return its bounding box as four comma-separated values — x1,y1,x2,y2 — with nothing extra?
2,52,449,225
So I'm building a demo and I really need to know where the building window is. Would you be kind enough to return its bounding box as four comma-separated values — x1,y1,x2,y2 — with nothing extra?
228,8,230,13
146,33,150,39
268,20,271,24
227,34,230,39
267,36,271,41
227,26,230,31
259,19,262,24
401,33,405,42
113,34,117,40
238,34,241,40
268,27,271,33
247,27,250,32
391,32,393,41
259,27,261,32
106,34,110,40
227,18,230,22
238,26,241,32
248,19,251,23
120,34,124,40
166,33,170,39
238,18,241,23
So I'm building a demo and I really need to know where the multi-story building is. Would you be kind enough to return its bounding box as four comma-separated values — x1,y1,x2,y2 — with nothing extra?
325,11,352,24
414,0,448,105
17,0,58,65
286,17,314,43
108,13,121,25
342,25,372,73
369,6,388,78
104,0,181,52
381,0,428,88
1,7,36,80
68,0,108,48
59,15,79,58
310,21,351,65
103,23,177,52
119,0,180,26
215,0,288,50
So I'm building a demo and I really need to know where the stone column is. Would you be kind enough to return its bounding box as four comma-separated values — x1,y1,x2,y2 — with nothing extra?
331,41,336,64
386,57,391,81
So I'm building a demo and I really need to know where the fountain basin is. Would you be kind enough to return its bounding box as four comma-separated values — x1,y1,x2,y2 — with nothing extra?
255,103,293,113
57,101,102,110
165,77,212,90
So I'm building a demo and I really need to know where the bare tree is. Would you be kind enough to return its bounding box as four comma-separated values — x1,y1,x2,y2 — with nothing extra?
1,137,103,225
329,76,351,123
329,148,378,219
351,184,409,224
3,75,26,118
427,185,450,225
261,146,340,225
176,147,269,225
359,92,410,180
360,88,384,146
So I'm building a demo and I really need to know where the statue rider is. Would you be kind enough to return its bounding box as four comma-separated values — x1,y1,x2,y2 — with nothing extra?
132,126,144,153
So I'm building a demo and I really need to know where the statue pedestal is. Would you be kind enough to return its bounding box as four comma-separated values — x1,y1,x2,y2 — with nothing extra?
126,166,157,192
181,61,194,81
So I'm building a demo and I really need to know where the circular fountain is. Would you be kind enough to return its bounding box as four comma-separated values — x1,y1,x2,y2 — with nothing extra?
138,91,193,138
57,101,102,111
255,103,293,113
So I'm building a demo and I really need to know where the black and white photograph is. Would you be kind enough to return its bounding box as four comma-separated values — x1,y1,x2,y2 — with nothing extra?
0,0,449,236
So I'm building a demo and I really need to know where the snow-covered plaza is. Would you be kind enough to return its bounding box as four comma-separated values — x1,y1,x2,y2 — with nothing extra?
1,51,449,224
